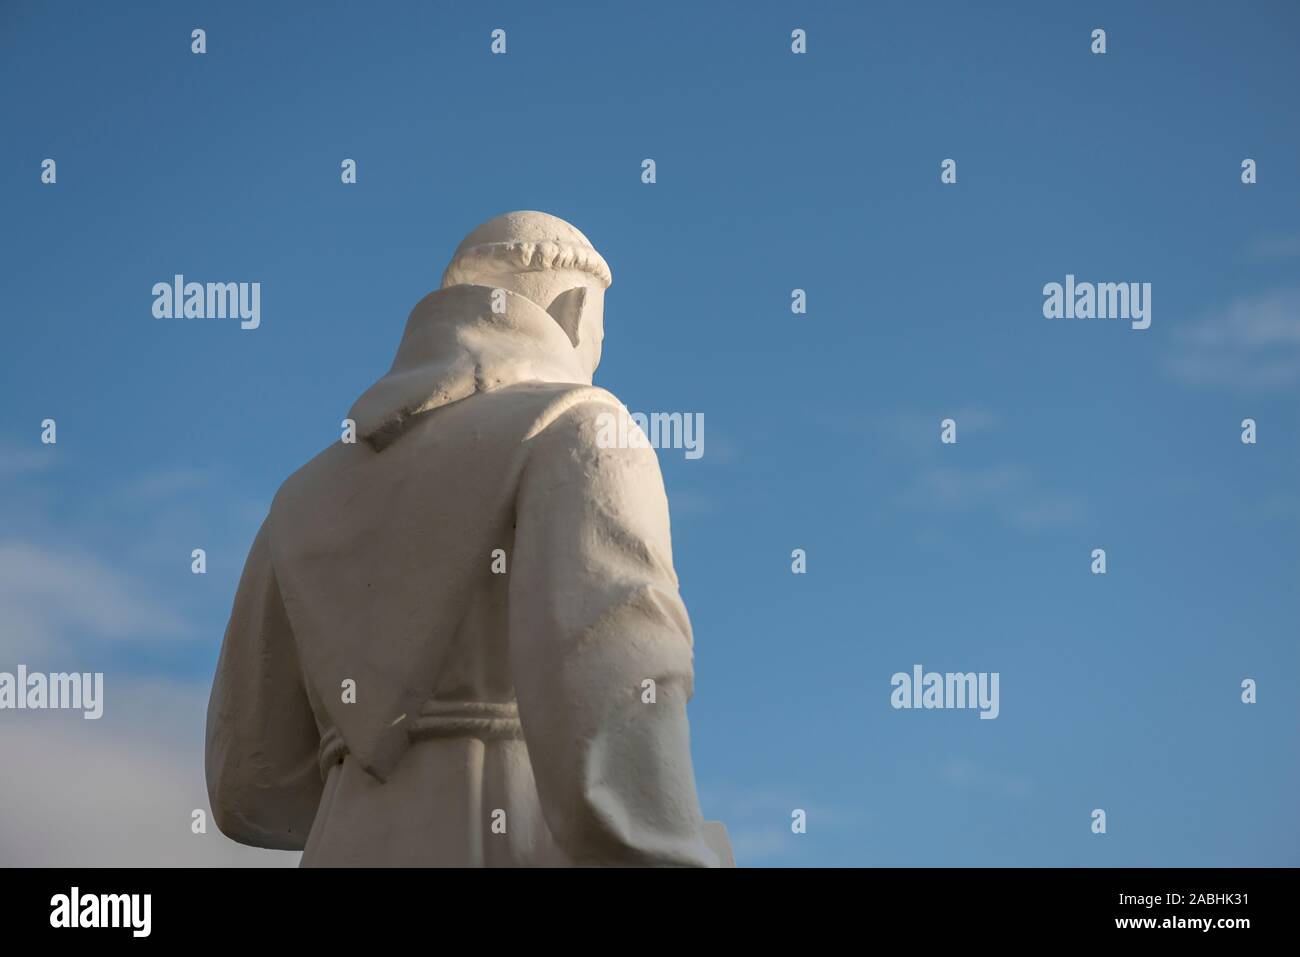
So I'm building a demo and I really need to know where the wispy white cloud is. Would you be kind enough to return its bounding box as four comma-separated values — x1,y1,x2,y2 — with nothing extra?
697,785,857,866
877,406,1084,534
0,457,289,865
0,441,55,480
0,677,297,866
666,487,714,517
113,466,214,501
879,406,999,453
727,827,796,863
941,758,1033,799
1007,498,1086,531
1164,289,1300,391
1245,235,1300,261
912,464,1027,507
903,465,1083,532
0,540,192,659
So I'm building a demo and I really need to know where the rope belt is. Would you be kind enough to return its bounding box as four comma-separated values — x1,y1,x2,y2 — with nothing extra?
318,700,524,779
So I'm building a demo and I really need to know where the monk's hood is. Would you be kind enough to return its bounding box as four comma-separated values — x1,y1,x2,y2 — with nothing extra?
349,284,589,450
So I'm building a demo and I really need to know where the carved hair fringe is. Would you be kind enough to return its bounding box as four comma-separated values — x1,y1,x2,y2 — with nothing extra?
441,240,612,289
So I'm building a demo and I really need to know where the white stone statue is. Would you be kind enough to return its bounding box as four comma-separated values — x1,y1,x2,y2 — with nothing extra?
205,211,733,867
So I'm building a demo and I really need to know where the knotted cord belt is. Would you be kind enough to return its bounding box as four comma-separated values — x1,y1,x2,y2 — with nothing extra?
318,699,524,779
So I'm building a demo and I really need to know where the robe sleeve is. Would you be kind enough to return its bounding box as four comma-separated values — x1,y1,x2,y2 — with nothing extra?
205,518,323,851
508,400,719,867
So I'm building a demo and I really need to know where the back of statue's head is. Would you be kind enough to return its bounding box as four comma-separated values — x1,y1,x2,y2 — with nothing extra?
440,211,612,290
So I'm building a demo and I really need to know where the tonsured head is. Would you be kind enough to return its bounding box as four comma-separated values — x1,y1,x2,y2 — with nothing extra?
441,211,612,379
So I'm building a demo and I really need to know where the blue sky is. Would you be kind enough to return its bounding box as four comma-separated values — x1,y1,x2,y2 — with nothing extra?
1,0,1297,865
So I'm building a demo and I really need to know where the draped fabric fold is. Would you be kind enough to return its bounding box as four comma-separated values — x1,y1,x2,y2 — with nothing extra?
205,284,729,866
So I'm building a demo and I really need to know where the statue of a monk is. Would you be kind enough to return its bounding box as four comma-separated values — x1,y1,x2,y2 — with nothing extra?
205,211,732,867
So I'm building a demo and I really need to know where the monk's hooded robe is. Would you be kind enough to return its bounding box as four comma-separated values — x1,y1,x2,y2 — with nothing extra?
205,284,730,867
